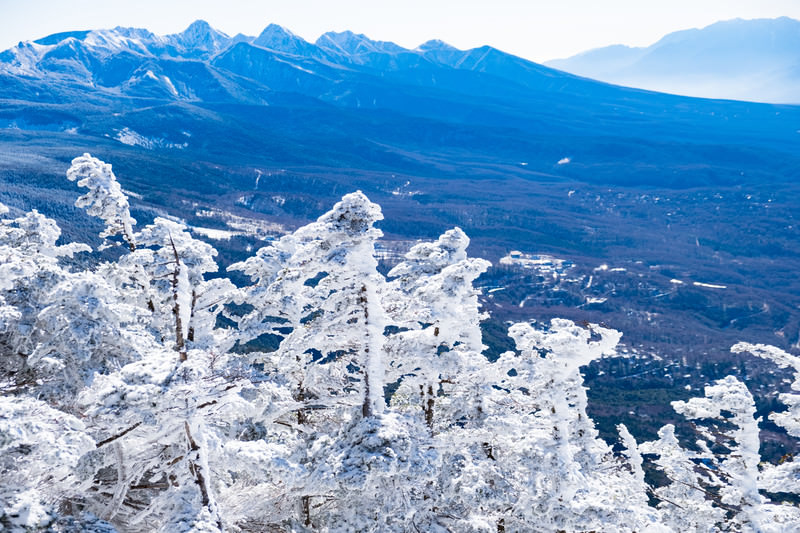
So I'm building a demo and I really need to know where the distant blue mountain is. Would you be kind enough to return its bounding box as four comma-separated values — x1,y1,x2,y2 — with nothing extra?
545,17,800,103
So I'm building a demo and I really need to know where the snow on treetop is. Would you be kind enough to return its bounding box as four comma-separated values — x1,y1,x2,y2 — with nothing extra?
315,190,383,236
389,227,470,280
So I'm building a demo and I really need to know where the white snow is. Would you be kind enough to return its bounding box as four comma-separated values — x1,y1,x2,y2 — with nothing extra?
161,74,179,96
191,227,238,240
176,262,192,341
273,55,316,75
114,127,188,150
693,281,727,289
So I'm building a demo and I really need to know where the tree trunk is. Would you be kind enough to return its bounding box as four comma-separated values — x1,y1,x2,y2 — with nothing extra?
421,384,435,433
187,290,197,343
359,285,373,418
184,421,223,531
169,234,187,361
301,495,311,527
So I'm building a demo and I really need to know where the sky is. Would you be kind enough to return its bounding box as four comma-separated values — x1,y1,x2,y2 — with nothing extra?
1,0,799,62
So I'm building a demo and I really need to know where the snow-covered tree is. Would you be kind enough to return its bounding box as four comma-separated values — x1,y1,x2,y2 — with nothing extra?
3,154,800,532
671,376,768,530
230,192,438,529
70,340,296,532
129,217,236,355
475,319,663,531
730,343,800,524
639,423,727,531
232,191,386,421
643,369,800,531
28,271,149,402
385,227,491,433
732,342,800,438
67,153,137,250
0,206,90,395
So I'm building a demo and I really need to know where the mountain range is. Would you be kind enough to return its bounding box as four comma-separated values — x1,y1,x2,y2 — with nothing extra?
1,20,800,443
2,19,799,187
546,17,800,104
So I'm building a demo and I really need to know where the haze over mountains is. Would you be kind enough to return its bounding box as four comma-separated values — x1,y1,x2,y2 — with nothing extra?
546,17,800,104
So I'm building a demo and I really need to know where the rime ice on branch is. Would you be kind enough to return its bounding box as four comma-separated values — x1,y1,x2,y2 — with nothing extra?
67,153,137,250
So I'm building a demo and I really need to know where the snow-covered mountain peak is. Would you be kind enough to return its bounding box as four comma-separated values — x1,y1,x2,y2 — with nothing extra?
416,39,458,52
256,23,296,40
0,41,51,75
33,30,91,47
179,19,216,38
170,20,231,55
83,27,157,56
231,33,253,45
316,30,406,56
253,23,314,55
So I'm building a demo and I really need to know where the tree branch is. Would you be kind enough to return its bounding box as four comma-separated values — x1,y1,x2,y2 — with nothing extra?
96,422,142,448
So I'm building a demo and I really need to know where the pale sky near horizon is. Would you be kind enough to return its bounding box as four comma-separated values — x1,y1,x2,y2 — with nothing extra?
1,0,799,62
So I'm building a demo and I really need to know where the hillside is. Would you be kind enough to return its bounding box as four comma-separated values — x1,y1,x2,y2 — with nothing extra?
1,20,800,451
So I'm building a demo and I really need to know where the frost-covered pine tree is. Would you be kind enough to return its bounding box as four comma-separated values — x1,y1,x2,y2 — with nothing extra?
379,228,496,531
638,423,727,531
0,203,90,396
28,270,149,402
0,396,98,531
58,156,288,532
130,217,236,354
730,343,800,525
643,367,800,531
231,192,443,530
671,376,768,530
732,342,800,440
385,227,491,432
232,191,386,422
479,319,664,532
67,153,137,250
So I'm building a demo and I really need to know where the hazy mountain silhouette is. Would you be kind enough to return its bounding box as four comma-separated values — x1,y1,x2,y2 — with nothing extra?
546,17,800,103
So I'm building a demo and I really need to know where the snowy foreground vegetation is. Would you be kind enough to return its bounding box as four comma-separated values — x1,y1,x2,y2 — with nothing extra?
1,154,799,532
